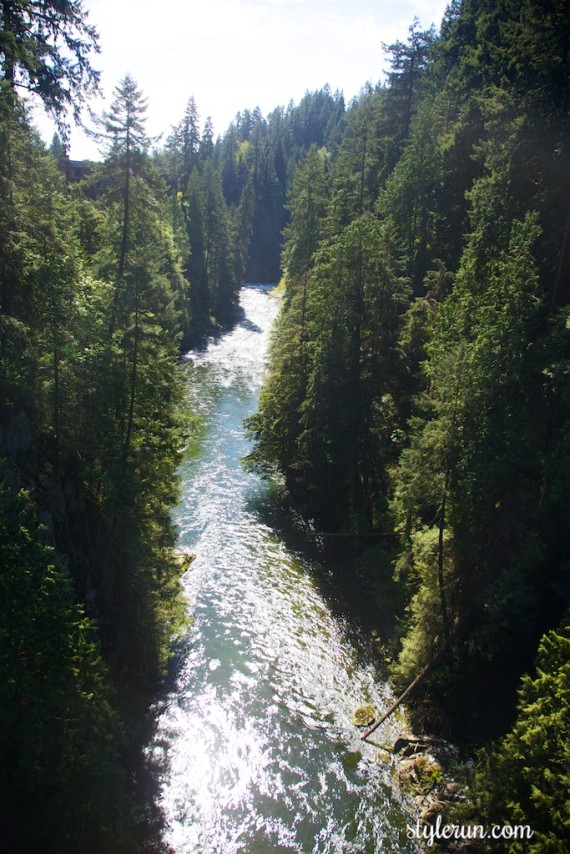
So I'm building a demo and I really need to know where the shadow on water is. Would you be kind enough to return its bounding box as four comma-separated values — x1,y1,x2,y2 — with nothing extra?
240,316,263,334
243,481,401,671
133,485,400,853
128,634,201,852
187,284,275,356
133,285,281,851
125,713,173,852
134,284,417,852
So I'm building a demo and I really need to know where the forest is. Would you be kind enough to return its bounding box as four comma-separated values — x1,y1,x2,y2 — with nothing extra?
0,0,569,851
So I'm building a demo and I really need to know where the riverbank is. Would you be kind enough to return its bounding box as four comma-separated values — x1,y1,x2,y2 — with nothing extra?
341,541,494,854
256,489,478,850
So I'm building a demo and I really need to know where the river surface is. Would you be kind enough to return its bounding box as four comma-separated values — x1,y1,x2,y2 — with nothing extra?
146,285,419,853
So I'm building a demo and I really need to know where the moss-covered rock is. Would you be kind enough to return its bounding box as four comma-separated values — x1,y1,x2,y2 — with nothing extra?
352,704,376,727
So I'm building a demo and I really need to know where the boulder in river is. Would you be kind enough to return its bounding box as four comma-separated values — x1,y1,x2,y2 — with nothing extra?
352,705,376,727
174,551,196,573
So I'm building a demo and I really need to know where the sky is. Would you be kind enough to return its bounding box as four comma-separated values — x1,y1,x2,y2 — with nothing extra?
32,0,450,160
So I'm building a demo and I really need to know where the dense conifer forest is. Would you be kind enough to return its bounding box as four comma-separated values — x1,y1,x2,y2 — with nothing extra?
0,0,569,851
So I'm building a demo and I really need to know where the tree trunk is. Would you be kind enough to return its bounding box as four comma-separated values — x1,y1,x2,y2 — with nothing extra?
123,275,139,466
549,198,570,313
360,625,458,741
438,474,450,639
109,128,131,337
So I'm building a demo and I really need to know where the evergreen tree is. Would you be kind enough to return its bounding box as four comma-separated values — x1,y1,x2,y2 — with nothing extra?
0,0,99,133
298,214,409,530
202,159,237,322
379,96,446,293
250,212,409,531
200,115,215,161
329,86,386,230
282,145,330,286
0,11,190,852
383,18,436,141
0,473,129,853
83,77,188,683
246,146,330,482
474,611,570,853
231,173,256,284
183,166,210,333
180,96,201,186
391,211,544,725
49,131,64,161
92,74,153,335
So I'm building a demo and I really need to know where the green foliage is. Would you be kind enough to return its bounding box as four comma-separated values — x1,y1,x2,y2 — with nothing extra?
202,159,237,322
164,96,201,193
392,527,454,671
0,0,100,134
161,101,243,337
0,473,129,852
379,95,446,292
204,87,346,288
249,3,570,774
282,145,330,284
250,207,410,530
298,215,410,529
79,77,190,684
473,611,570,852
328,86,386,229
383,17,437,141
392,212,544,709
0,69,191,847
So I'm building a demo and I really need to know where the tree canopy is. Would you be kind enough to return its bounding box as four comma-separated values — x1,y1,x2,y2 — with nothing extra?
0,0,99,133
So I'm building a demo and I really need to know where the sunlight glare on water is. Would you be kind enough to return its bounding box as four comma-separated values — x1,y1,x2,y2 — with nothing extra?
146,286,419,853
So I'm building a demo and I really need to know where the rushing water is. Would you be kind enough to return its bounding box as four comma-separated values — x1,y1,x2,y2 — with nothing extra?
146,285,419,853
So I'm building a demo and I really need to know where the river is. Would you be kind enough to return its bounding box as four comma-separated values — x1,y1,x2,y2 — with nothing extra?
145,285,419,853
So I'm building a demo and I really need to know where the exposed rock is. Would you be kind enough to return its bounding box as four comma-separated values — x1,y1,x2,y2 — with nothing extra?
352,704,376,727
391,733,473,851
420,796,446,825
398,754,443,794
441,781,465,802
393,734,453,757
174,551,196,573
398,757,422,786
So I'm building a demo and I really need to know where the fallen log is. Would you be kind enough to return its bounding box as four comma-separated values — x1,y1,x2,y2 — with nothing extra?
360,626,458,741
